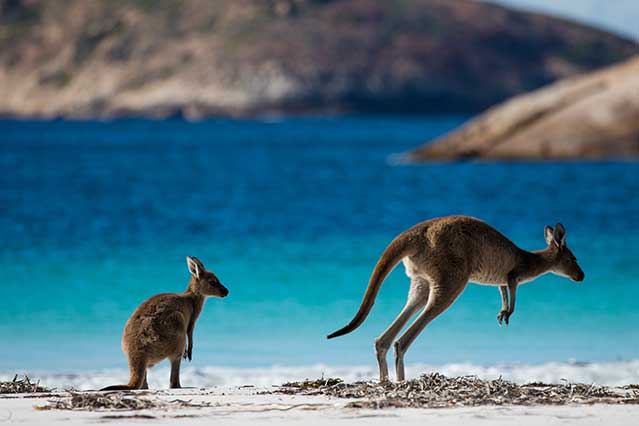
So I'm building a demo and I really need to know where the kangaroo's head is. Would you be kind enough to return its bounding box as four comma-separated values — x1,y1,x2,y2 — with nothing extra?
186,256,229,298
544,223,584,282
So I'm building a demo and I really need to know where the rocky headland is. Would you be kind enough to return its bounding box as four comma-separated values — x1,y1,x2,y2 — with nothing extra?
406,56,639,161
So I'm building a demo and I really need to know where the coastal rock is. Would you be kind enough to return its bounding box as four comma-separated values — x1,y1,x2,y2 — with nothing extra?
406,57,639,160
0,0,636,119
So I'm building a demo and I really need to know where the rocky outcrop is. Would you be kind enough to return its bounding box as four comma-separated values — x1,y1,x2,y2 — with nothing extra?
406,57,639,160
0,0,636,119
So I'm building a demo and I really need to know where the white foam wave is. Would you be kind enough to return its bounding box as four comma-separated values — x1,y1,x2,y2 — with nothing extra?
3,360,638,391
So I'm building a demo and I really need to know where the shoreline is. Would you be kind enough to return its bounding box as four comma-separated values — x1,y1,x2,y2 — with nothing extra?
3,359,638,391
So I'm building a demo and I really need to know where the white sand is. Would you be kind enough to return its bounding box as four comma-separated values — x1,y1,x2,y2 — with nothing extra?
1,387,638,426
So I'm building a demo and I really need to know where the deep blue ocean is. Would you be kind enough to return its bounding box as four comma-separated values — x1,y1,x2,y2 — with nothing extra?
1,117,637,387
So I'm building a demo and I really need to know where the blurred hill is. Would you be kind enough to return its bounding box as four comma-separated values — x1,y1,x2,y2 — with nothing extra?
406,56,639,161
0,0,636,119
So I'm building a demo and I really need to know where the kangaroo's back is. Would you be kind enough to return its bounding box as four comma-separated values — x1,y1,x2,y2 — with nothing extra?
122,293,189,361
417,216,522,284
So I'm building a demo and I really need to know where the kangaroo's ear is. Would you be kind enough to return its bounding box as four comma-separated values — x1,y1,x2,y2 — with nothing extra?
186,256,201,278
553,223,567,247
544,225,554,245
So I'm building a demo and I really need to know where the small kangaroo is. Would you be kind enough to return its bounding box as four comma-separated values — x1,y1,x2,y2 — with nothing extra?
101,256,228,390
327,216,584,382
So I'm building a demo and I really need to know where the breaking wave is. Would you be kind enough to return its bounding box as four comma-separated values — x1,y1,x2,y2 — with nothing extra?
4,359,638,390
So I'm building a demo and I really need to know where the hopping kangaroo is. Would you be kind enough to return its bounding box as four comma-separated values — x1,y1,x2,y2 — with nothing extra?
101,256,228,390
327,216,584,382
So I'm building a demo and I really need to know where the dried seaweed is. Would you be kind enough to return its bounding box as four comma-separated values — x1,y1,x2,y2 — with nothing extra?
278,373,639,409
0,375,49,394
281,378,343,390
38,392,214,411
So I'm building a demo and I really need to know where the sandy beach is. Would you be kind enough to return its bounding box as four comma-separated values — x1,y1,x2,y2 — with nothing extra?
2,385,639,426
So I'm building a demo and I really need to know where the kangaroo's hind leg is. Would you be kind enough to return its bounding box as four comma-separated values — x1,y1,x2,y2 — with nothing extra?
374,277,429,382
141,372,149,389
394,274,468,381
169,356,182,388
127,355,148,389
163,311,187,389
169,336,186,388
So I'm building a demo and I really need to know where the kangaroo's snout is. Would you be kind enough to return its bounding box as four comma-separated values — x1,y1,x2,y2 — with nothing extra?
573,269,585,282
218,285,229,298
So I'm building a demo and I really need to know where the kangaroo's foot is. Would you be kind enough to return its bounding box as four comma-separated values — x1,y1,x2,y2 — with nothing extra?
497,310,512,326
393,341,406,382
375,338,390,382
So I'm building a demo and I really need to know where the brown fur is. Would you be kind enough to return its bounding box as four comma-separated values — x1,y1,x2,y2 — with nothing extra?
327,215,584,382
101,256,228,390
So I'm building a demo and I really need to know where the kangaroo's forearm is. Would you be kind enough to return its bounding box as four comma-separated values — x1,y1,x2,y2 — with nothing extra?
185,320,195,360
507,282,517,314
496,286,510,325
499,286,508,311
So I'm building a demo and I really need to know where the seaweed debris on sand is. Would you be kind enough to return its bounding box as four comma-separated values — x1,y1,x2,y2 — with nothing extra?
0,375,49,394
277,373,639,409
279,378,344,392
37,391,215,411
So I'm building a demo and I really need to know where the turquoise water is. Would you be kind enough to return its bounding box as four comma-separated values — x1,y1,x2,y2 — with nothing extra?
1,117,637,378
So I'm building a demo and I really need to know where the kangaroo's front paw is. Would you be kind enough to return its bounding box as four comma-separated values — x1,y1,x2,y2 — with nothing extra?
504,311,512,325
497,310,511,326
183,348,192,361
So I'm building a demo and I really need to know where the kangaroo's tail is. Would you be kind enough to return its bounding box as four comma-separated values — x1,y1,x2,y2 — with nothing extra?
327,232,415,339
100,384,134,391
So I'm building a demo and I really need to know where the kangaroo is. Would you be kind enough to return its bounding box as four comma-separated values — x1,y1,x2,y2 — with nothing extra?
327,216,584,382
101,256,228,390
